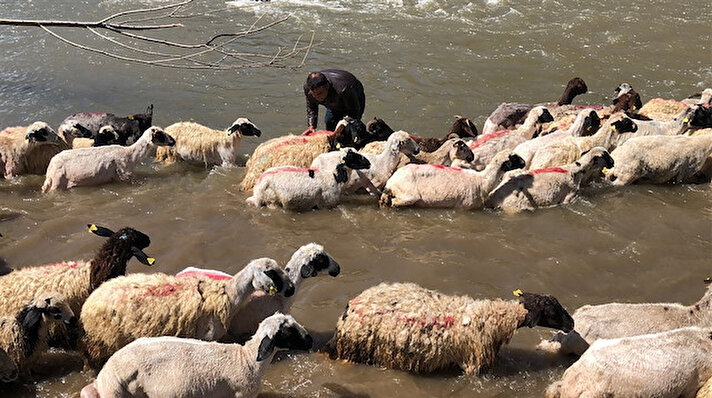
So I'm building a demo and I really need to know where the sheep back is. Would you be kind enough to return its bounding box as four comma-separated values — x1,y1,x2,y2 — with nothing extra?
639,98,688,121
157,121,242,167
240,134,330,191
331,282,526,374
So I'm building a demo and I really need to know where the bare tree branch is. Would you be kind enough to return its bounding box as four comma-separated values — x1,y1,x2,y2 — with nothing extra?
0,0,314,70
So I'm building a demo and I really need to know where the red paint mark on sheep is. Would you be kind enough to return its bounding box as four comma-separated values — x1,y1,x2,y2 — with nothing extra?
256,167,317,184
301,129,334,136
141,283,184,298
529,167,568,176
176,269,231,281
427,164,462,172
468,130,509,150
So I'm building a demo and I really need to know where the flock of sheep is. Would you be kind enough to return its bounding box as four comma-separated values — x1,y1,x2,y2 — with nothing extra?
1,77,712,397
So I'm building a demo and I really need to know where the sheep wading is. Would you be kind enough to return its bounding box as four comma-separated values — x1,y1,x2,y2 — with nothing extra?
328,282,573,375
58,104,154,146
79,258,295,366
0,122,67,179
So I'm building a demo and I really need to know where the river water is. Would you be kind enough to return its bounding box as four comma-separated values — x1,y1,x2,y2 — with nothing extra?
0,0,710,396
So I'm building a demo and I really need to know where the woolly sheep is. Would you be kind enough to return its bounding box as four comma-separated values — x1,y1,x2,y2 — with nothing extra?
0,224,153,347
41,126,176,192
0,292,76,374
246,150,371,211
545,327,712,398
0,122,66,178
79,313,312,398
606,133,712,185
327,283,573,375
58,104,154,146
697,376,712,398
79,258,295,366
539,282,712,357
379,150,525,209
485,147,614,213
240,117,368,192
155,118,262,167
310,131,420,194
466,106,554,171
638,97,689,121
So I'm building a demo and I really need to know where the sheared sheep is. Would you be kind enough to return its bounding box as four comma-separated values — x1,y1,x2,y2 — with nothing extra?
246,150,371,211
240,117,369,192
485,147,614,213
0,292,77,374
539,282,712,357
155,118,262,167
58,104,153,146
466,106,554,171
0,224,153,347
380,150,525,209
327,283,573,375
79,313,312,398
41,126,175,192
0,347,17,383
0,122,66,178
79,257,295,366
545,327,712,398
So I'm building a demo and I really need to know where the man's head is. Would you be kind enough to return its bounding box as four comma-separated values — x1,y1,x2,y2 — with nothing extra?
307,72,330,102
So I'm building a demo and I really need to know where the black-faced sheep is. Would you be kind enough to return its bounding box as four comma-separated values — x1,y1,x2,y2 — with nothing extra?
246,150,371,211
0,122,66,179
41,126,176,192
155,118,262,167
327,283,573,375
58,104,153,146
379,150,525,209
0,224,153,347
365,116,478,153
0,292,77,374
79,258,295,366
545,327,712,398
240,117,369,192
79,313,312,398
485,147,614,213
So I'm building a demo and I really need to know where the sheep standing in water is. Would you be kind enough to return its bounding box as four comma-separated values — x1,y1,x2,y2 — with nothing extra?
156,118,262,167
79,313,312,398
0,122,66,178
42,126,175,192
328,283,573,375
58,104,153,146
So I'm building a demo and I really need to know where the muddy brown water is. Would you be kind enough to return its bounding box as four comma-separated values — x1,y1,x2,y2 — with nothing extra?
1,0,711,396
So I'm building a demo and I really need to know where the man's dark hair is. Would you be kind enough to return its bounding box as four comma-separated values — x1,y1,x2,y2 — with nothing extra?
306,72,329,90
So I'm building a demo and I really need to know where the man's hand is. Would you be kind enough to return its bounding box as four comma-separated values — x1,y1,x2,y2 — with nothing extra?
302,126,316,136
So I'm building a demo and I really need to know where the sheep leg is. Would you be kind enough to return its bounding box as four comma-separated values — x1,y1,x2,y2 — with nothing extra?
355,170,381,196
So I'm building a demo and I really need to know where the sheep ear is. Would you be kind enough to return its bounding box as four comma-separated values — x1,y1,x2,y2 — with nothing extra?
88,224,114,237
257,336,275,361
132,247,155,266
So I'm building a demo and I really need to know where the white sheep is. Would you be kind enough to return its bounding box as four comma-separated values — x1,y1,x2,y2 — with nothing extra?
0,122,66,179
79,257,295,366
327,283,573,375
379,150,525,209
41,126,176,192
606,133,712,185
156,118,262,167
0,292,76,374
539,282,712,357
466,106,554,170
485,147,614,213
310,130,420,193
545,327,712,398
79,313,312,398
246,150,371,211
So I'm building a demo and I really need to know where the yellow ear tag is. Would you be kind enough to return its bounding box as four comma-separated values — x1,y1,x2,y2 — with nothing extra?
353,137,358,143
602,167,611,174
632,106,637,111
128,115,134,120
336,143,341,149
683,118,689,123
610,125,616,131
25,138,29,144
88,224,98,233
268,285,277,296
513,289,523,297
147,258,156,265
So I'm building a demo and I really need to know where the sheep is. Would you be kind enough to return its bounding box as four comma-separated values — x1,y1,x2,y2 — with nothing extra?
228,243,341,342
155,118,262,167
697,377,712,398
466,106,554,171
379,150,525,209
327,282,573,375
41,126,176,192
638,97,690,121
0,348,17,383
682,88,712,106
0,224,153,347
0,122,66,178
58,104,153,146
246,150,371,211
606,133,712,185
365,116,478,153
240,117,369,192
79,257,295,366
485,147,614,213
79,313,312,398
310,131,420,194
545,327,712,398
611,82,643,113
539,281,712,357
0,292,77,374
513,108,602,168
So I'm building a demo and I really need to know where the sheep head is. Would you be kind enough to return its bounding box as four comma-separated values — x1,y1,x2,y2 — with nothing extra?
514,291,574,332
610,117,638,134
245,258,295,298
366,117,395,141
285,243,341,280
445,116,478,140
614,82,633,98
557,77,588,106
388,131,420,156
256,313,312,361
33,292,77,327
497,153,526,172
228,118,262,137
688,105,712,128
25,122,61,145
88,224,154,291
147,127,175,147
94,126,121,146
60,121,94,140
449,140,474,163
128,104,153,133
